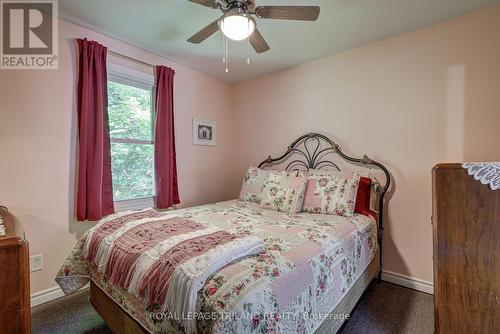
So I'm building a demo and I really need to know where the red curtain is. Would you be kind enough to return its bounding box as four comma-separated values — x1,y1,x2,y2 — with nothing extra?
154,65,180,209
76,38,114,221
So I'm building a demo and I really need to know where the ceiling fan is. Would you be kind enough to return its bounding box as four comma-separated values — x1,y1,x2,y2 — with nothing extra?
187,0,320,54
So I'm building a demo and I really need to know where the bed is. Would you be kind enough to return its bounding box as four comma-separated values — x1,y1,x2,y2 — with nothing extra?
56,132,390,334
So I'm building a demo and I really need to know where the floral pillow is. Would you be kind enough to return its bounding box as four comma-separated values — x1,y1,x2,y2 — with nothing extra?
239,167,297,203
257,172,307,214
301,172,361,217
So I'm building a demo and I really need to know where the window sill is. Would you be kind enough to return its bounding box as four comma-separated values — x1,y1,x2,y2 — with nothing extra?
114,197,155,212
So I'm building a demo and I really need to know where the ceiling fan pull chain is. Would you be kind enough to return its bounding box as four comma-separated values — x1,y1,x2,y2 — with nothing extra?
247,18,251,65
225,35,229,73
222,27,226,64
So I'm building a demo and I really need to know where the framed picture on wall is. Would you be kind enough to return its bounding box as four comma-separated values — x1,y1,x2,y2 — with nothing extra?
192,118,216,146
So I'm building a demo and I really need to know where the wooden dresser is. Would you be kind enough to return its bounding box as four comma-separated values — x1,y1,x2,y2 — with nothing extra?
0,206,31,334
432,164,499,333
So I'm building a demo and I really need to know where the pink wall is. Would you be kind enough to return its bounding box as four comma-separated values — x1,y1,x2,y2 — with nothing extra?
233,4,500,284
0,19,239,294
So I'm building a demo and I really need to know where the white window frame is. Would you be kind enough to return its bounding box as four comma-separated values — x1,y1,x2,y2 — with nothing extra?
107,63,156,211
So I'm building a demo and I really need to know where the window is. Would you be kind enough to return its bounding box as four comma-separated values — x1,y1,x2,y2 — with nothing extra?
107,64,155,210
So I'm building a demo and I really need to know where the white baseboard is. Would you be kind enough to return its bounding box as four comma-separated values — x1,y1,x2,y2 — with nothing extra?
381,270,434,295
31,283,89,307
31,286,65,307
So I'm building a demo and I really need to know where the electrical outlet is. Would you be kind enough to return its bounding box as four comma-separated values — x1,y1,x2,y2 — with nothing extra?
30,254,43,272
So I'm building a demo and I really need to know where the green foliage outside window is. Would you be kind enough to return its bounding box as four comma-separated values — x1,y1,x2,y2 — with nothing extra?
108,80,154,201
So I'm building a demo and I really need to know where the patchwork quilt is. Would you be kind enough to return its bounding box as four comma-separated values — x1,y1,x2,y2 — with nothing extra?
56,200,377,334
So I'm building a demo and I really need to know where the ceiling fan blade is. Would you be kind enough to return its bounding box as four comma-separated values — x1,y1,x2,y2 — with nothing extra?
254,6,320,21
187,20,219,43
188,0,219,9
249,29,270,53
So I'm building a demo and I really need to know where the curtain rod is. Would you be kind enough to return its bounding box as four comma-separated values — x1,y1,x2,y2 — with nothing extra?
108,50,156,69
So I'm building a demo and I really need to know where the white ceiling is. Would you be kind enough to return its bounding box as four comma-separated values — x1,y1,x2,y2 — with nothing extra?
59,0,500,83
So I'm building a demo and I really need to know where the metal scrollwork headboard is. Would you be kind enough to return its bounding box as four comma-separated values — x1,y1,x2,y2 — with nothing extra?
258,133,390,191
258,132,391,281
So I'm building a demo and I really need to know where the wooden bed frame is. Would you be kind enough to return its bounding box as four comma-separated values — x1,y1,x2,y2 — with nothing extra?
90,281,146,334
89,132,391,334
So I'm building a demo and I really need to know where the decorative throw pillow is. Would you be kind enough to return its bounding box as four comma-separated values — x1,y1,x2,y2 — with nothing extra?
300,170,374,216
239,167,297,203
257,172,307,214
301,172,361,217
354,176,372,215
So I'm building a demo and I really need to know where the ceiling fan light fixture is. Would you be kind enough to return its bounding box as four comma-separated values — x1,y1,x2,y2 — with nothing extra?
220,14,255,41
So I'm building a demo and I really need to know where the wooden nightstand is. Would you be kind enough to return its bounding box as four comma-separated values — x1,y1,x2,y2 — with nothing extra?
0,206,31,334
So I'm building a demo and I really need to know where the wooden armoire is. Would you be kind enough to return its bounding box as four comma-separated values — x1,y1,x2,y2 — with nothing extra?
432,163,499,333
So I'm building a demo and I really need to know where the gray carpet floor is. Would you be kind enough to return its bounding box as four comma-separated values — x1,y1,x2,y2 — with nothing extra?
32,281,433,334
